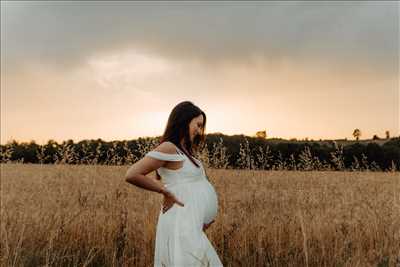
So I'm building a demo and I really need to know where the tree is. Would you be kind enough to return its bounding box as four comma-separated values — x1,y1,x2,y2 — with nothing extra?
372,134,380,140
385,130,390,139
353,129,361,141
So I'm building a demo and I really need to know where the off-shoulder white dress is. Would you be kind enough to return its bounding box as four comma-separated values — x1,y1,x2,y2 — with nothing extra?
145,145,223,267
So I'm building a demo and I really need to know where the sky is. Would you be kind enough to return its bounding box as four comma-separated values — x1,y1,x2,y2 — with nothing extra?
1,1,399,145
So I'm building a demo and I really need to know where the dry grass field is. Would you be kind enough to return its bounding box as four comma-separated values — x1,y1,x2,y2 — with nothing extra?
1,163,399,267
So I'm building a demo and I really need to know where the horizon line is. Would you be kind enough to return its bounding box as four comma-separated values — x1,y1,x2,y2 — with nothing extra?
1,132,398,145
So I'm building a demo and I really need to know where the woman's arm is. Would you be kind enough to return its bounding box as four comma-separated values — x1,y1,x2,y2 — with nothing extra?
125,141,185,209
125,172,167,194
125,141,178,194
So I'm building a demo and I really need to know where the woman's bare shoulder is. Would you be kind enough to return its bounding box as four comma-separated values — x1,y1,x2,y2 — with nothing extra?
154,141,179,154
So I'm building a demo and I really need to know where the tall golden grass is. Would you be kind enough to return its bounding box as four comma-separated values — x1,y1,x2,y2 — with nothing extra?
1,163,399,266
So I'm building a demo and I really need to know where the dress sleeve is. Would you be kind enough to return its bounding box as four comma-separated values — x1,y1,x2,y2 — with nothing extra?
145,151,185,161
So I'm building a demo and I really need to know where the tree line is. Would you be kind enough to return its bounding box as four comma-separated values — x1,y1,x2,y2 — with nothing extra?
0,134,399,171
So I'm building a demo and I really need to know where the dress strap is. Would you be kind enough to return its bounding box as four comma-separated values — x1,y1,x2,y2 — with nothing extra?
175,146,185,155
145,151,185,161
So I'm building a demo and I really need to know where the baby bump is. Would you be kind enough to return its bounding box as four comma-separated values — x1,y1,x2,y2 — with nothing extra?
202,182,218,225
160,180,218,226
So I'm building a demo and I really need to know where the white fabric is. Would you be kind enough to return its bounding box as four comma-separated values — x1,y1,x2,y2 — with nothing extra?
146,146,223,266
146,150,186,162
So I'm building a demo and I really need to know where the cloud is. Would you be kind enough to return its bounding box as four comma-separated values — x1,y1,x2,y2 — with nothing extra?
1,1,398,72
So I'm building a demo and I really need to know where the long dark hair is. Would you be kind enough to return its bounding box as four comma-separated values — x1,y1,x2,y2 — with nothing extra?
155,101,207,179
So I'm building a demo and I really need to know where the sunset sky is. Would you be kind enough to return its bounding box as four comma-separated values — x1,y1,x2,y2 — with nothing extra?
1,1,399,145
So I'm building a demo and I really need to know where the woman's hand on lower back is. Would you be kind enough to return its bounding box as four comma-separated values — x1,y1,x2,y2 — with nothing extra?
203,220,215,231
161,189,184,213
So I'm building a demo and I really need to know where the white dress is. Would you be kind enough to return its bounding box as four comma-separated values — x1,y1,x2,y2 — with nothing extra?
145,145,223,267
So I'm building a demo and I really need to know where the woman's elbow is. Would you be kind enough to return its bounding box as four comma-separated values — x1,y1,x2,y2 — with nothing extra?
125,176,132,183
125,172,138,184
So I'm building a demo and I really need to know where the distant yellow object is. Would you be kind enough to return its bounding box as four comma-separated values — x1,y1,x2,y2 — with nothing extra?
256,130,267,138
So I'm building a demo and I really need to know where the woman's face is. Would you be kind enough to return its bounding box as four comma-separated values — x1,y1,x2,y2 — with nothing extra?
189,114,204,141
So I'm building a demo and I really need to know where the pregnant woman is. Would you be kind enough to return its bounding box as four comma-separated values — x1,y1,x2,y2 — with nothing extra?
125,101,223,267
